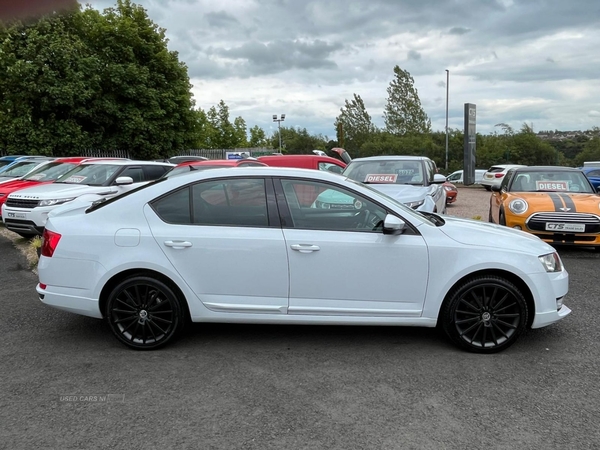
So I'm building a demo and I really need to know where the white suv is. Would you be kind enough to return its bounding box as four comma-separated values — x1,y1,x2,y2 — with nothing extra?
481,164,526,191
2,160,173,237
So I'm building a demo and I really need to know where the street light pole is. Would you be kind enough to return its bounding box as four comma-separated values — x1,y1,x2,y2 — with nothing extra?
445,69,449,171
272,114,286,152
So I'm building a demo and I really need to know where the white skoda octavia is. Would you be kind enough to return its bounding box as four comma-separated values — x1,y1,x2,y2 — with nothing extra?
37,167,570,353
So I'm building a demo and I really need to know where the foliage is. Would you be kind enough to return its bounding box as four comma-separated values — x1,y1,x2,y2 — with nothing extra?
383,65,431,135
269,126,327,154
0,0,196,159
334,94,376,158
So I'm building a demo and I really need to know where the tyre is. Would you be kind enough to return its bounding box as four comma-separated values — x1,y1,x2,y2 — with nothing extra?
484,185,492,191
441,275,528,353
488,206,493,223
499,208,506,226
106,276,184,350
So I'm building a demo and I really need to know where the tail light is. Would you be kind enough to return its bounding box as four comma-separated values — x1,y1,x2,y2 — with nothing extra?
494,173,505,178
41,229,62,257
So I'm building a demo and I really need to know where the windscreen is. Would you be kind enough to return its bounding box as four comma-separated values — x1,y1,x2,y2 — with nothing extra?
0,161,41,177
343,160,424,185
55,164,120,186
510,171,595,193
23,162,79,182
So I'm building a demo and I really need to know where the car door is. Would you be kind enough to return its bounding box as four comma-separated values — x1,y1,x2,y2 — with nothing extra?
144,177,289,314
276,178,429,317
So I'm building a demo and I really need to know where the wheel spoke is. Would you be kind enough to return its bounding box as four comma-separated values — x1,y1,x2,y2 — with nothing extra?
459,320,482,337
489,325,499,346
455,317,479,325
114,315,137,324
112,308,137,315
116,298,136,310
456,309,479,316
149,301,171,312
494,319,518,329
491,321,510,339
495,313,520,318
124,289,141,307
149,320,168,335
151,316,173,325
494,302,517,314
469,323,484,344
459,298,480,312
129,322,140,341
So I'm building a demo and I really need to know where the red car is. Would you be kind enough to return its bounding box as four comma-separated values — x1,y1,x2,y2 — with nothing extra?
165,158,268,178
443,181,458,204
257,154,346,173
0,157,118,215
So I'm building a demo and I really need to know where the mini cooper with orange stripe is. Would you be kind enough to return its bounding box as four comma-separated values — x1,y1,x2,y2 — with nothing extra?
489,166,600,250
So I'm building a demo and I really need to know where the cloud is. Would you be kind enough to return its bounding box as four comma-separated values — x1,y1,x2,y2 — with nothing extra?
80,0,600,137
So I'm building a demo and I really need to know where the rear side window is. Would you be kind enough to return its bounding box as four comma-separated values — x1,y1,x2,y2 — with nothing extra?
151,178,269,227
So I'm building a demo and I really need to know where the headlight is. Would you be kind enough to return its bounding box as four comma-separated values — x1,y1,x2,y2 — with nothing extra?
405,199,424,209
39,197,76,207
539,252,563,272
509,198,528,214
443,185,455,192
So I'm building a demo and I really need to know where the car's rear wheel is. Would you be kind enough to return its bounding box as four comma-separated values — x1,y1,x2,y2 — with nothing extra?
441,275,528,353
484,185,492,191
106,276,184,350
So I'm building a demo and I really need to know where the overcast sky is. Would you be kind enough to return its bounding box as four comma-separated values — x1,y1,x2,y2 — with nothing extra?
83,0,600,140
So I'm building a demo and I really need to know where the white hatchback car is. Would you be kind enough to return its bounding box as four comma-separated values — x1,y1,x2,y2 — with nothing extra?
37,167,570,353
481,164,527,191
2,160,173,237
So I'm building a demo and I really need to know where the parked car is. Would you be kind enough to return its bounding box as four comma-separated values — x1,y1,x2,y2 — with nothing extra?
0,157,121,218
0,157,56,184
318,156,447,213
580,167,600,191
489,166,600,250
0,155,28,172
481,164,527,191
258,154,347,174
2,160,173,237
164,159,267,178
446,169,486,185
37,167,570,353
443,182,458,204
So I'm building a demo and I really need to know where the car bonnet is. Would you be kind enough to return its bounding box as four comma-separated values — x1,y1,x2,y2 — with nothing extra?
7,183,118,200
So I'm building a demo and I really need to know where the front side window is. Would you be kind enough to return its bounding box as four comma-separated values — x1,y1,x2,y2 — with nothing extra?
281,179,387,232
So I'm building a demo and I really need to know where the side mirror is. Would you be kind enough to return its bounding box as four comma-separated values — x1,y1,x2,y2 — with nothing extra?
114,176,134,186
491,185,502,192
433,174,446,184
382,214,406,235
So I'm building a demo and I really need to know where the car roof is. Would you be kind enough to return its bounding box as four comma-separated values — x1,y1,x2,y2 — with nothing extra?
258,154,341,161
514,166,581,172
176,159,266,167
78,160,174,167
165,165,341,182
351,156,431,162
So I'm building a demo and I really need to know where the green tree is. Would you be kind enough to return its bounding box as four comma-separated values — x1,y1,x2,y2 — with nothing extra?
334,94,376,157
383,65,431,135
574,136,600,166
269,127,327,154
0,0,196,158
249,125,268,148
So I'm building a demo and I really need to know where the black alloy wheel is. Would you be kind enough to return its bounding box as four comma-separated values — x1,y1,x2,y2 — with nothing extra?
106,276,184,350
442,275,528,353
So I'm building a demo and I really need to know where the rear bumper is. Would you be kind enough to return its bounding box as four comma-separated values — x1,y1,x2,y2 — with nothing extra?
36,283,103,319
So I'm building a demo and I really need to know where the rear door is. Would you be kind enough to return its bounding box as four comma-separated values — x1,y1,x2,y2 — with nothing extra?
145,177,289,314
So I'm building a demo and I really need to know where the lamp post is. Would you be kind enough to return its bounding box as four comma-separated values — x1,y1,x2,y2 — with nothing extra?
273,114,285,152
445,69,449,171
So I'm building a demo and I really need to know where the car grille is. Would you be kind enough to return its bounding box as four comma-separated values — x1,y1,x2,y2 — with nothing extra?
5,198,39,208
527,212,600,233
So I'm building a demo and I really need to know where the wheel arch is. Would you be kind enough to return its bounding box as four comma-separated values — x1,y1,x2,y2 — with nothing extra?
99,268,192,322
436,268,535,329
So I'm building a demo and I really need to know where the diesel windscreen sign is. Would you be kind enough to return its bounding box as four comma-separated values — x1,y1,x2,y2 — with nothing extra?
463,103,476,185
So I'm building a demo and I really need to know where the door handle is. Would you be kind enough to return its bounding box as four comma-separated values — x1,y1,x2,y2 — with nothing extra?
164,240,193,249
290,244,320,253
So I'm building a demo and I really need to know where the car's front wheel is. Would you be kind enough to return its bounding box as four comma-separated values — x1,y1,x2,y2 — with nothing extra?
106,276,184,350
441,275,528,353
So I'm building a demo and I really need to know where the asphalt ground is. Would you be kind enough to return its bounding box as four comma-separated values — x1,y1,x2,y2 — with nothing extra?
1,188,599,449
